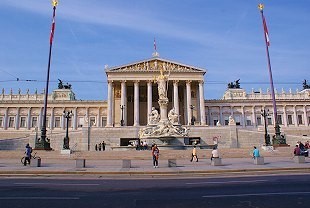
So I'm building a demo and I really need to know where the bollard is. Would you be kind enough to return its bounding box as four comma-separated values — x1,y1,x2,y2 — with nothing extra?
30,158,41,167
76,159,86,168
211,158,222,166
122,159,131,168
168,159,177,167
254,157,264,165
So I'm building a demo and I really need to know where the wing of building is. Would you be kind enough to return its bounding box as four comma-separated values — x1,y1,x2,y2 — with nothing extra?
0,56,309,150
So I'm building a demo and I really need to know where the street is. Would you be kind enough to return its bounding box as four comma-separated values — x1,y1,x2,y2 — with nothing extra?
0,174,309,208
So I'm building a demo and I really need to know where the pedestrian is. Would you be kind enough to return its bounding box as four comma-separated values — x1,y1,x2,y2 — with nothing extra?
190,145,198,162
211,146,219,161
102,141,105,151
152,144,159,168
294,144,301,156
305,141,310,149
24,143,32,166
95,144,98,151
98,143,102,151
252,146,260,159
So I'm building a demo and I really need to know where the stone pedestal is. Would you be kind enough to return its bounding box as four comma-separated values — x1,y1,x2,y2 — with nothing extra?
61,149,72,155
211,158,222,166
294,156,305,163
122,159,131,168
254,157,264,165
76,159,86,168
30,158,41,167
168,159,177,167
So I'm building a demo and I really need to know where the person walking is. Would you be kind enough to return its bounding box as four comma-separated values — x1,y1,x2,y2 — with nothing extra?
95,144,98,151
252,146,260,159
24,143,32,166
102,141,105,151
152,144,160,168
190,146,198,162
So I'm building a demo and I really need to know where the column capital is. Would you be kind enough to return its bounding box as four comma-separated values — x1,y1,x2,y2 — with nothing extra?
186,80,192,85
198,80,204,84
173,80,179,85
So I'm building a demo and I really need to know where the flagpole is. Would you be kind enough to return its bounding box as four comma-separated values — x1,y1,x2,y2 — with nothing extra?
258,3,286,145
36,0,58,150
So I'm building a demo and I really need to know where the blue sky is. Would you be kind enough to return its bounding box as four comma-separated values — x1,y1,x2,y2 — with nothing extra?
0,0,309,100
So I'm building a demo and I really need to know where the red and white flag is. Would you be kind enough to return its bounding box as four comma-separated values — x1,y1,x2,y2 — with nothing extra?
49,8,56,44
154,38,157,51
262,14,270,46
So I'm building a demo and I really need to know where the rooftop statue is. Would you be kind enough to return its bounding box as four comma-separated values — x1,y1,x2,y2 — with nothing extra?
58,79,72,90
302,79,310,90
227,79,241,89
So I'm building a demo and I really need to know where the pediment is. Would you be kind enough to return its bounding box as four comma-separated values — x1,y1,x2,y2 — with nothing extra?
105,57,206,74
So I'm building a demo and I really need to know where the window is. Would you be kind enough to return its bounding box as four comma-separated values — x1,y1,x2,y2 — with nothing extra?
78,117,84,127
54,117,61,128
235,116,241,126
45,117,50,128
31,117,38,128
101,117,107,127
67,117,72,128
212,116,218,126
90,117,96,127
267,117,272,125
9,117,15,128
287,115,293,125
224,116,229,125
297,115,303,125
0,117,3,128
246,115,252,126
256,116,262,125
277,115,283,125
20,117,26,128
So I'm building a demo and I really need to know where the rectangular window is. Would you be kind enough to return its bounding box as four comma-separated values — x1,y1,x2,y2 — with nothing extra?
90,117,96,127
45,117,50,128
246,115,252,126
235,116,241,126
224,116,229,125
78,117,84,127
68,117,72,128
9,117,15,128
54,117,61,128
256,116,262,125
31,117,38,128
20,117,26,128
277,115,283,125
101,117,107,127
288,115,293,125
0,117,3,127
297,115,303,125
267,117,272,125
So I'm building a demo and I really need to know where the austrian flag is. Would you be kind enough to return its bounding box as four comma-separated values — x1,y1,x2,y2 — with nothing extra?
262,14,270,46
49,9,56,44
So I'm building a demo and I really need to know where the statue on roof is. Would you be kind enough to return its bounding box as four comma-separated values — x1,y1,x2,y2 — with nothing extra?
58,79,63,89
302,79,310,90
227,79,241,89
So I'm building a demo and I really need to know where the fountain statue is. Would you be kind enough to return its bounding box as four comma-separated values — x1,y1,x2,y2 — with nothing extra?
139,64,189,144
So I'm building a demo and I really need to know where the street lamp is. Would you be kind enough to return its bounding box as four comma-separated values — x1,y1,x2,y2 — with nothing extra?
63,110,73,149
190,105,195,125
261,109,271,146
120,105,125,126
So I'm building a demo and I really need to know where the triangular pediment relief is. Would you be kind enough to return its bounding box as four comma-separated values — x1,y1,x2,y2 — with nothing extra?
106,57,206,74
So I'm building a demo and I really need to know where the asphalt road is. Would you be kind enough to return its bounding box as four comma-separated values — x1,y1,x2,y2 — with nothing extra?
0,174,309,208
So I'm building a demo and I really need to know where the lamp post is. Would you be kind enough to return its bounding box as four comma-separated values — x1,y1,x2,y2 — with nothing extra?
120,105,125,126
261,109,271,146
63,110,73,149
190,105,195,125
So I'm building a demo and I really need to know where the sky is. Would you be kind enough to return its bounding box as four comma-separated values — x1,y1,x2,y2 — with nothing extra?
0,0,309,101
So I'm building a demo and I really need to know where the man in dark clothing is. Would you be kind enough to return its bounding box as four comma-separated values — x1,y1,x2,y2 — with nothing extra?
24,143,32,166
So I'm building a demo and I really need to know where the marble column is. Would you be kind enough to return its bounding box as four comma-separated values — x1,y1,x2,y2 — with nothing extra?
15,107,20,130
173,80,179,116
252,106,256,127
219,106,223,125
147,81,152,124
241,106,245,127
106,81,113,127
303,105,308,126
199,81,206,125
293,105,298,127
50,107,54,130
62,108,65,130
38,107,43,129
134,81,140,126
186,81,192,125
283,106,288,127
121,81,127,126
27,107,32,130
97,107,100,127
4,107,8,130
73,107,77,130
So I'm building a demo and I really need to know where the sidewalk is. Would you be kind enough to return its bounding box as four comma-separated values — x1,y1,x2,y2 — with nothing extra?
1,156,309,177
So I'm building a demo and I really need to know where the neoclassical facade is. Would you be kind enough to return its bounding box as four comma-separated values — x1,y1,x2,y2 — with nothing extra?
0,55,309,150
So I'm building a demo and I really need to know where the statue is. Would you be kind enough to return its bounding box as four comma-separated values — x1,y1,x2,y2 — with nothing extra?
227,79,241,89
58,79,63,89
228,115,235,125
156,66,170,99
303,79,310,90
168,107,179,125
149,107,160,125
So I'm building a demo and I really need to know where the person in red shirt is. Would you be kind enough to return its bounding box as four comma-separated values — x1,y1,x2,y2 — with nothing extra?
294,145,301,156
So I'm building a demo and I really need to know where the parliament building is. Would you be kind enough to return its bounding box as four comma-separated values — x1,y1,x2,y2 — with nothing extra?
0,55,309,150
